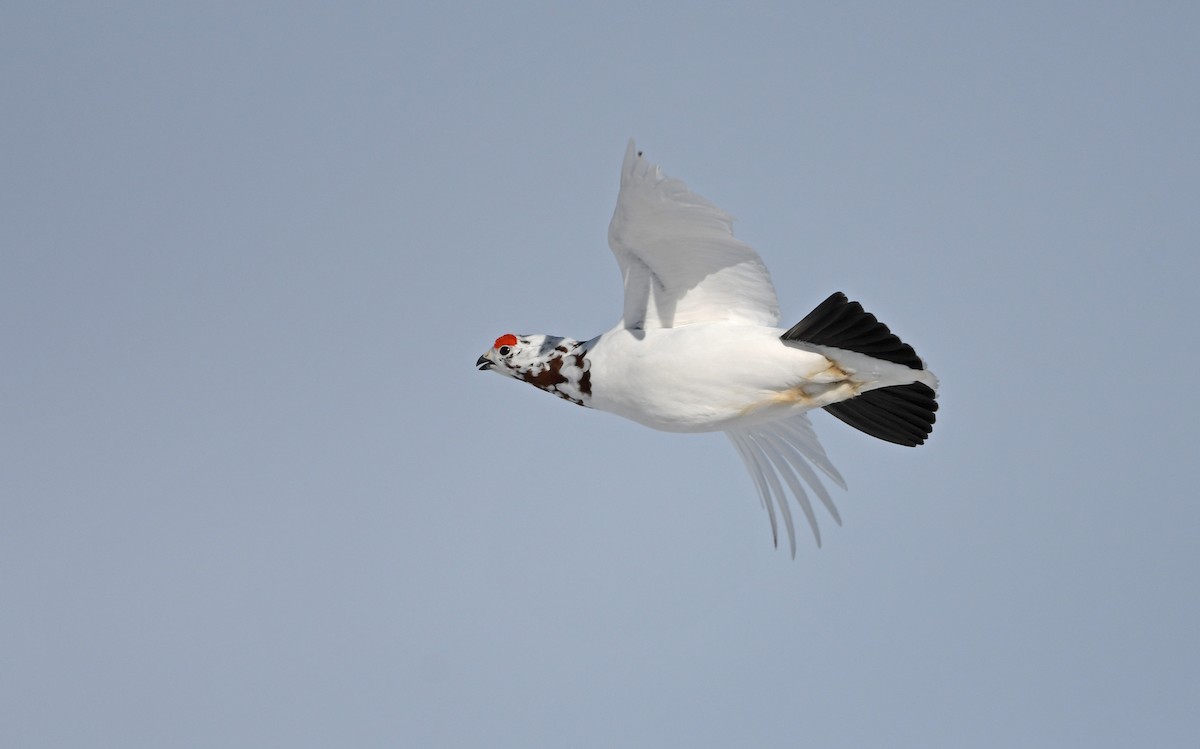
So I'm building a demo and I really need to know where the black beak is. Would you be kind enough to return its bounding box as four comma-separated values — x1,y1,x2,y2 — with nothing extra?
476,355,493,371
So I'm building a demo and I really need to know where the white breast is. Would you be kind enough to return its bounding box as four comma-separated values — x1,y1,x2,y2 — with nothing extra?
586,324,841,433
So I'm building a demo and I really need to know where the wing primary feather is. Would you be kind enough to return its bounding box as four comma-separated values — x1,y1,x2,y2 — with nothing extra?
743,434,799,557
751,439,798,558
728,434,779,549
728,416,852,553
774,417,847,490
748,435,799,556
731,435,769,513
757,436,820,552
761,431,842,528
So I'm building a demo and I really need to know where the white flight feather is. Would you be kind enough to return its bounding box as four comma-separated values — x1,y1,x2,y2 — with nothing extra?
728,432,785,550
607,140,780,330
726,414,847,557
761,437,817,555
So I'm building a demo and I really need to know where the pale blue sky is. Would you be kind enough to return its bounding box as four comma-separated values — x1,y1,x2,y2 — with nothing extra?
3,2,1198,747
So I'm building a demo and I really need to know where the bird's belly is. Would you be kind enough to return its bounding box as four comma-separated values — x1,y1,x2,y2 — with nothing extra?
586,326,849,433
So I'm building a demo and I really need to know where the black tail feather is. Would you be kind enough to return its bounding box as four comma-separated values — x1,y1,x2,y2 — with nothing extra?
782,291,924,369
824,383,938,446
783,292,937,446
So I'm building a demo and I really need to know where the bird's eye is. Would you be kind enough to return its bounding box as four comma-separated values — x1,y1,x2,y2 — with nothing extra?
498,345,511,356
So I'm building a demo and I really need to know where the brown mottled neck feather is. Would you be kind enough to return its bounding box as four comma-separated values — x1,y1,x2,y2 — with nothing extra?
519,339,592,407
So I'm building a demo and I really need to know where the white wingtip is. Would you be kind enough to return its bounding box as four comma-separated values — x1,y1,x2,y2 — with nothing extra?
726,416,845,556
621,138,646,185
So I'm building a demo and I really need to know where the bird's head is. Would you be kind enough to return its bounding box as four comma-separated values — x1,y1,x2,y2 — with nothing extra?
476,333,593,406
475,333,530,379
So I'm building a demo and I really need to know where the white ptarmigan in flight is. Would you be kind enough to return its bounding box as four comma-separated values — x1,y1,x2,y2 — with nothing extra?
477,141,938,556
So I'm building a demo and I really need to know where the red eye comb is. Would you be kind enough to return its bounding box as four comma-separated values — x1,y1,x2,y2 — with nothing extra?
494,334,517,349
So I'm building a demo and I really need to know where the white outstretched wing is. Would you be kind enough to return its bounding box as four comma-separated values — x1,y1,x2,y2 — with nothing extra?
607,140,780,330
726,414,847,557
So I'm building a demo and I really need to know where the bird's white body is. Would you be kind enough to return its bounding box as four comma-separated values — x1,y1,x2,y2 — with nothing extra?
477,141,939,555
587,324,933,434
